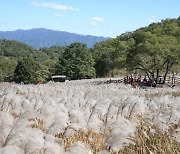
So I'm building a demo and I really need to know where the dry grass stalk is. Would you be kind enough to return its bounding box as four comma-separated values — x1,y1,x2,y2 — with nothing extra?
55,130,106,153
145,91,180,99
29,118,44,129
53,120,180,154
119,120,180,154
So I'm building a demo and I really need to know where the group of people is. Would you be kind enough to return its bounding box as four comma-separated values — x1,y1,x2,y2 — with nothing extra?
124,75,156,88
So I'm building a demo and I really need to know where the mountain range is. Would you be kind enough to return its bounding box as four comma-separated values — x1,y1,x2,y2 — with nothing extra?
0,28,110,48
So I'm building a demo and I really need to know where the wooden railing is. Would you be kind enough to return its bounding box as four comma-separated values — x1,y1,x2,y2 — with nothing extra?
104,75,180,85
104,78,124,84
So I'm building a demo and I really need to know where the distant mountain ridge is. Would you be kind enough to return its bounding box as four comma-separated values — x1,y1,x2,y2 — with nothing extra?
0,28,110,48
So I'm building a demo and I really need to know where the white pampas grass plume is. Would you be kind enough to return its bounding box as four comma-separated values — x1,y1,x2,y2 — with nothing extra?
66,141,91,154
0,112,14,147
0,145,24,154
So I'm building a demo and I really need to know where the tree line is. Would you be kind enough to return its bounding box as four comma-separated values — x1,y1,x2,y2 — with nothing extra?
0,17,179,84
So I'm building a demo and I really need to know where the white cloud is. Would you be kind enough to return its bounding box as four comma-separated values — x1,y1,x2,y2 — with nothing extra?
148,16,156,23
31,1,76,11
89,17,105,26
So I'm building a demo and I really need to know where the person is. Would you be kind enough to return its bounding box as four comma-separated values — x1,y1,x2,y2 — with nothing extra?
20,81,24,85
124,77,127,84
152,80,156,87
38,81,42,85
128,76,131,84
143,77,147,86
130,76,134,85
137,75,141,83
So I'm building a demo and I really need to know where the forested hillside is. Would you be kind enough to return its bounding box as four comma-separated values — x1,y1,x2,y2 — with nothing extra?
0,39,65,83
0,28,109,48
93,17,180,80
0,40,95,83
0,17,179,84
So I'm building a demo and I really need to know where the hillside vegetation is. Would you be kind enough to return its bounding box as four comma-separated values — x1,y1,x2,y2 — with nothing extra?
0,17,179,84
93,17,180,79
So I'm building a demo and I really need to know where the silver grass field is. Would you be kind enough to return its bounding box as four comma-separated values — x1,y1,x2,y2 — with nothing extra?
0,79,180,154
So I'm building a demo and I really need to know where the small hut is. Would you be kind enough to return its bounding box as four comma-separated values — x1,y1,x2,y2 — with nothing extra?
51,75,66,82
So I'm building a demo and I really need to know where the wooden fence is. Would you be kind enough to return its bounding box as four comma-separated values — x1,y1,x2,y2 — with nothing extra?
104,75,180,86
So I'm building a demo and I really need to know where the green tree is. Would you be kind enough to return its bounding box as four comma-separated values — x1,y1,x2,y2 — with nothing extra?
40,46,65,60
0,57,17,82
93,39,130,77
14,58,49,84
55,43,96,80
95,51,113,77
0,69,3,82
35,64,50,83
126,31,180,83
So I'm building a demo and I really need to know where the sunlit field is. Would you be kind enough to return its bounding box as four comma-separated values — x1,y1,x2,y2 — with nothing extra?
0,79,180,154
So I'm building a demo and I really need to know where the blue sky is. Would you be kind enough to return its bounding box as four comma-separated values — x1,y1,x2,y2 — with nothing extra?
0,0,179,37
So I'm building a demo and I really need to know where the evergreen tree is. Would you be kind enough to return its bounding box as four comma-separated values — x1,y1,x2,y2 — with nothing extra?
14,58,49,84
55,43,96,80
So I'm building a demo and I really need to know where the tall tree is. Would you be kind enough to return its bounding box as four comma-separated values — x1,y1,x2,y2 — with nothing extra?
94,39,130,77
95,51,114,77
55,43,96,80
0,69,3,82
126,31,180,83
0,57,17,82
14,58,49,84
